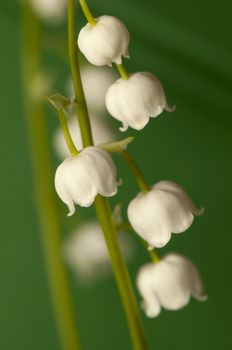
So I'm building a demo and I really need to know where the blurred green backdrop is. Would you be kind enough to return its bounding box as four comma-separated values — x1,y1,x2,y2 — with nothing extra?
0,0,231,349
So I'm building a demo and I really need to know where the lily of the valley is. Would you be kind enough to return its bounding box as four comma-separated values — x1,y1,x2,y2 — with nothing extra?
63,221,134,283
137,253,207,318
30,0,67,22
127,180,203,249
105,72,174,131
55,147,119,216
78,15,130,66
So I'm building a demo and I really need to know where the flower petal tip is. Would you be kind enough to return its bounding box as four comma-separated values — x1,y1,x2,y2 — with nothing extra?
67,209,75,217
194,206,205,216
195,293,208,302
165,104,176,112
124,50,130,59
200,294,208,302
119,125,128,132
117,178,123,186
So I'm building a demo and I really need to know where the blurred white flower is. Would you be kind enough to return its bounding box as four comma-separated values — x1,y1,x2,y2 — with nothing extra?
68,66,116,111
83,66,116,111
105,72,174,131
53,114,116,159
55,147,119,216
136,253,207,318
63,221,134,283
128,181,203,249
30,0,67,22
78,15,130,66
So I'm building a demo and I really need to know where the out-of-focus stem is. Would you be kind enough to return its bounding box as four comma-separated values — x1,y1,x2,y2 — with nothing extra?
21,2,82,350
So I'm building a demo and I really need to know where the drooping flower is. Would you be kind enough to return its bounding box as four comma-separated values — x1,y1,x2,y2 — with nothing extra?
53,114,116,159
105,72,174,131
127,181,203,249
63,221,134,284
136,253,207,318
55,147,119,216
78,15,130,67
30,0,67,22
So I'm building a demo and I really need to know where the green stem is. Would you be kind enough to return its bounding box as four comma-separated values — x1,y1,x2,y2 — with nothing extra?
21,3,82,350
68,0,93,147
116,221,161,263
115,221,133,232
68,1,148,349
121,151,150,193
58,109,79,156
79,0,96,26
116,63,129,80
94,197,148,350
148,249,161,263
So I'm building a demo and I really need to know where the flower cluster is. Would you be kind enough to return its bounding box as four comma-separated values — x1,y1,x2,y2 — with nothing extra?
51,0,207,318
78,15,174,131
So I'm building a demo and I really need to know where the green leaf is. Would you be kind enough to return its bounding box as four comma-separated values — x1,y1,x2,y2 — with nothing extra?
99,136,134,153
46,93,72,111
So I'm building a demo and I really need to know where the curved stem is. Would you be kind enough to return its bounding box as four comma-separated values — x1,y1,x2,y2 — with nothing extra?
79,0,96,26
58,109,79,156
121,151,150,193
116,63,129,80
68,1,148,349
68,0,93,147
21,3,82,350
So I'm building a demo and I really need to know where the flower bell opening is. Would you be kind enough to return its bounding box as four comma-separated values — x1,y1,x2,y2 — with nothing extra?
105,72,175,131
136,254,207,318
128,180,204,249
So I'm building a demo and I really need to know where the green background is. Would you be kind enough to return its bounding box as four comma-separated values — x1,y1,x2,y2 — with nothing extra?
0,0,231,349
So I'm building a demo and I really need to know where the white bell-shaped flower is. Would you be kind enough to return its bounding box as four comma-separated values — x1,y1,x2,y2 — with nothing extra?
63,221,134,284
78,15,130,67
30,0,67,22
127,181,203,249
105,72,174,131
53,114,116,159
55,147,119,216
67,66,116,111
136,253,207,318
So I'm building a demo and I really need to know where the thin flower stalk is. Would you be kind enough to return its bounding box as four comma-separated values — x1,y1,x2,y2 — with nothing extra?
68,1,148,349
21,2,82,350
